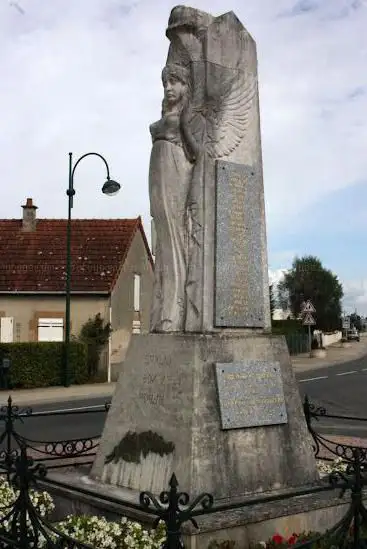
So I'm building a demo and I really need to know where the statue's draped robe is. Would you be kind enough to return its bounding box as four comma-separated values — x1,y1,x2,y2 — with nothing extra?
149,113,193,332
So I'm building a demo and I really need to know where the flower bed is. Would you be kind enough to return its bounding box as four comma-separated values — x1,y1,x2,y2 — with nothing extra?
316,457,348,477
0,477,166,548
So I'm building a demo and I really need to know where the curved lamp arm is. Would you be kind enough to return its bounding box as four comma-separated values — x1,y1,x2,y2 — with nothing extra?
70,152,111,182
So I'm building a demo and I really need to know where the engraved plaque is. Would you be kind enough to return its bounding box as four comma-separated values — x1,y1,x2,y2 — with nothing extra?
215,160,265,327
214,361,288,430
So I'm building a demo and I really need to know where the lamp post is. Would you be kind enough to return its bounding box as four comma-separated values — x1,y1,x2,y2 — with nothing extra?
63,152,121,388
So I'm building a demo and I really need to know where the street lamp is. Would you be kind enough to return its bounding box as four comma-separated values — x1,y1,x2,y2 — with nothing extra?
63,152,121,387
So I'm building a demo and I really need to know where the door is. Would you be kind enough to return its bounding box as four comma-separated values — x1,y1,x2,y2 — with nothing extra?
0,317,14,343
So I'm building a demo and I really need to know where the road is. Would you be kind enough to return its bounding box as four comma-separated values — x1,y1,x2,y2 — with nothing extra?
296,354,367,437
2,397,110,449
1,354,367,447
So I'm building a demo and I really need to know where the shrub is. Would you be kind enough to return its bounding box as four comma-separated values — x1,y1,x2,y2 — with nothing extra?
78,313,112,379
0,342,88,389
0,479,166,548
272,319,306,335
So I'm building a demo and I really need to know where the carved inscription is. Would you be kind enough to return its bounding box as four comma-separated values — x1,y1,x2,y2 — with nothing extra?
214,361,288,430
215,160,265,327
138,355,181,407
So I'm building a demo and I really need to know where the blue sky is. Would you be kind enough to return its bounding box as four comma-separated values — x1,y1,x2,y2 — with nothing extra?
1,0,367,313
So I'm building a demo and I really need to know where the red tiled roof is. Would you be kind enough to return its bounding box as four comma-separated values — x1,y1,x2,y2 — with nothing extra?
0,217,152,292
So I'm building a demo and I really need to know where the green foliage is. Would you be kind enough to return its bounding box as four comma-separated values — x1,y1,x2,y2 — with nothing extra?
350,312,362,332
0,342,88,389
78,313,112,378
272,319,305,335
278,256,343,332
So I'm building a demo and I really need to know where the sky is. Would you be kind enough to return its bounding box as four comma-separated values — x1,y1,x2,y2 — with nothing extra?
1,0,367,314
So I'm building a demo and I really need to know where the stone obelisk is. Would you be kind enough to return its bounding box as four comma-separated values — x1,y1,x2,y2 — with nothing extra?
91,5,318,503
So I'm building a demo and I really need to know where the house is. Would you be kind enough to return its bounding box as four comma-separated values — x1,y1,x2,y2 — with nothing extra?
0,198,154,381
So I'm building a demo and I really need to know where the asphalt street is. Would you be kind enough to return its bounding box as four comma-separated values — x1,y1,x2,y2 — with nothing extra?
1,354,367,446
1,397,110,448
296,354,367,437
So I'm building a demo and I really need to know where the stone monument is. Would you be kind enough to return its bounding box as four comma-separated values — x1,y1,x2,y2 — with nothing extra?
92,1,318,518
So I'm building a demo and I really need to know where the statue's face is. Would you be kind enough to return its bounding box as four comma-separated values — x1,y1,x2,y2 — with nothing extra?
164,74,186,106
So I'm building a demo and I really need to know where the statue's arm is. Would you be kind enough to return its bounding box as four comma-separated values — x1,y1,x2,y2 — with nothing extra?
180,106,202,163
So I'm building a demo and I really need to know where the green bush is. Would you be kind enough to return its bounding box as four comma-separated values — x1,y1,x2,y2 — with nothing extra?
272,319,305,335
0,342,88,389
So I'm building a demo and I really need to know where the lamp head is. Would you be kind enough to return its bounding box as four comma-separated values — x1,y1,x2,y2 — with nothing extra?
102,178,121,196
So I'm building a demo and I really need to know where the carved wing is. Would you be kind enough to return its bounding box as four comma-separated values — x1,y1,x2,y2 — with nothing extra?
207,70,257,158
188,68,257,159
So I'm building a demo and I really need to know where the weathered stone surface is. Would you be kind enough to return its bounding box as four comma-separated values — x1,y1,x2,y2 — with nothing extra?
215,161,264,327
215,361,287,429
149,5,271,332
91,333,319,499
42,469,360,549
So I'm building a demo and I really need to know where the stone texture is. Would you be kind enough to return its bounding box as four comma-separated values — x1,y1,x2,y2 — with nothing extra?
215,361,287,429
149,5,271,332
40,468,366,549
91,333,319,500
215,161,264,327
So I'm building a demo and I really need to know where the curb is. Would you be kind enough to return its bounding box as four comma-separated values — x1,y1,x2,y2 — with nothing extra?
0,383,116,407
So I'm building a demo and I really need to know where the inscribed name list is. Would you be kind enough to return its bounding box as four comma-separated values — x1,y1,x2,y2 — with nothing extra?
215,160,264,327
215,361,288,430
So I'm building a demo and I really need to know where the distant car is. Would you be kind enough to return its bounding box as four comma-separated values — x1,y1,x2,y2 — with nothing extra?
347,328,360,342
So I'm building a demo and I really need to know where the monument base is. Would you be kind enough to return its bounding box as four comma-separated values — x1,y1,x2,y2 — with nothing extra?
91,333,319,500
39,469,356,549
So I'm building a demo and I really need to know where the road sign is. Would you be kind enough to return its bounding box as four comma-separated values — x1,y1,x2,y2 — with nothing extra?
302,300,316,314
303,312,316,325
342,318,350,330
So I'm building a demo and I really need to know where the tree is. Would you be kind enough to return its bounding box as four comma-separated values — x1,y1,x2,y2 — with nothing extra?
350,312,362,332
269,284,276,320
78,313,112,378
278,256,343,332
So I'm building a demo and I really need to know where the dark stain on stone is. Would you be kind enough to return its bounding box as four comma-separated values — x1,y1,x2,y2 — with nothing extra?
105,430,175,465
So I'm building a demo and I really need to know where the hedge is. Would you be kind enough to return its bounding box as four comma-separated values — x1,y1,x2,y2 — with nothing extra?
272,319,306,335
0,342,88,389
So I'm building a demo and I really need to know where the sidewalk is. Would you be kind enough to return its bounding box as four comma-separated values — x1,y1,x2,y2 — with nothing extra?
0,382,116,407
1,335,367,406
291,332,367,374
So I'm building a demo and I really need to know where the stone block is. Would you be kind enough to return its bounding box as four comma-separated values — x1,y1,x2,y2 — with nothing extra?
91,333,319,500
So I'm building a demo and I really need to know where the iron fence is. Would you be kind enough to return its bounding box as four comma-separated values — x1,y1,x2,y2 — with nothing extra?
285,333,309,355
0,395,365,547
0,397,110,479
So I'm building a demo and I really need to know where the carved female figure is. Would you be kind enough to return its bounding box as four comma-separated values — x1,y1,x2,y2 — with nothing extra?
149,63,199,332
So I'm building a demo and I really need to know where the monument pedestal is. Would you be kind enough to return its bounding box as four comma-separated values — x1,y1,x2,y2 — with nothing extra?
91,332,319,499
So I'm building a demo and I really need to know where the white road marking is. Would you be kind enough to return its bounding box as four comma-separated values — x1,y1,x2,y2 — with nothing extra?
361,368,367,371
336,371,357,376
299,376,328,383
35,404,107,414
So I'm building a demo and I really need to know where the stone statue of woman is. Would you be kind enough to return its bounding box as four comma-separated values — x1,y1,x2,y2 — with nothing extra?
149,63,200,333
149,53,258,334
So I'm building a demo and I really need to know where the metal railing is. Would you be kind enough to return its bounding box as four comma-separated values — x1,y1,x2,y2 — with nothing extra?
0,395,365,547
0,397,110,479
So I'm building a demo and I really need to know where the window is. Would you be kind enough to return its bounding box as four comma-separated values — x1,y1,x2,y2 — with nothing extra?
38,318,64,342
134,274,141,312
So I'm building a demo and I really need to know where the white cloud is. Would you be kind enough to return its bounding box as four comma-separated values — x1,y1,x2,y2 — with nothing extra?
268,268,287,288
1,0,366,277
342,279,367,316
